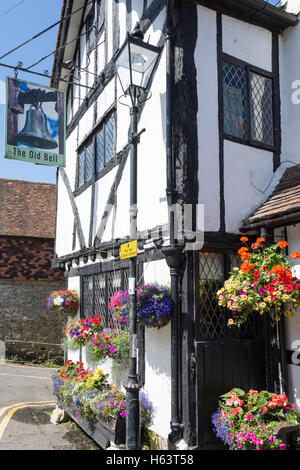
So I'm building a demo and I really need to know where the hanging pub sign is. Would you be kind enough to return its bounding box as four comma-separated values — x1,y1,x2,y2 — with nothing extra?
5,77,66,167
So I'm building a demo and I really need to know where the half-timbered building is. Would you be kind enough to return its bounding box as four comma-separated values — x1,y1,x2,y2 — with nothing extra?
51,0,300,449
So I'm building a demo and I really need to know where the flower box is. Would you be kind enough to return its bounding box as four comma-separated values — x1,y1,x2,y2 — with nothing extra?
57,399,126,449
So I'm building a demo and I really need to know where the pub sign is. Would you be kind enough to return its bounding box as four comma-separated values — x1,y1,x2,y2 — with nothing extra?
5,77,66,167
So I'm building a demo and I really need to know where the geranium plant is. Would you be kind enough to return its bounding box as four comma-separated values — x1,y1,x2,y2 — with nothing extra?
212,388,300,450
109,283,173,329
62,314,104,351
217,237,300,327
47,289,80,316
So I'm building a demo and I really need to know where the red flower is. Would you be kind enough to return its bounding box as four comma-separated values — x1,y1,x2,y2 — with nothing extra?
277,241,288,249
253,270,260,277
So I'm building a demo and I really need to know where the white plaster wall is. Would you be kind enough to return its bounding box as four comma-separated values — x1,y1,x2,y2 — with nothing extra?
55,170,76,257
224,141,274,233
136,46,168,233
78,103,94,144
142,259,171,439
285,0,300,14
96,78,115,122
64,128,78,192
118,0,127,45
222,15,272,71
196,6,219,232
74,186,92,250
106,0,114,63
279,24,300,167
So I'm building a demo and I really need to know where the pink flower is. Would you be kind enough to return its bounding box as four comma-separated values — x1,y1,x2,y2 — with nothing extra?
229,433,234,440
279,443,286,450
246,413,254,421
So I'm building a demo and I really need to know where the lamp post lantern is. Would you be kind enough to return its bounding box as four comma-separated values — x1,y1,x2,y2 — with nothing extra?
114,23,161,450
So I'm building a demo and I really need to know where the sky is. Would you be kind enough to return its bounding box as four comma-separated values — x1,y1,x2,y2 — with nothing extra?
0,0,63,184
0,0,284,185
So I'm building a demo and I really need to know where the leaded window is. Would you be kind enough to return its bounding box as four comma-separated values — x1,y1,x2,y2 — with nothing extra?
198,252,264,340
222,60,274,147
81,268,129,330
76,112,116,189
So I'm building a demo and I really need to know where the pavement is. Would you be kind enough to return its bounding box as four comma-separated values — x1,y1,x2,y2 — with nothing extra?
0,361,102,451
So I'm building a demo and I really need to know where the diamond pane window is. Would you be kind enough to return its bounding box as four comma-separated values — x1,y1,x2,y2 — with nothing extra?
250,72,273,146
76,112,116,189
198,253,226,339
81,269,129,330
223,63,247,139
78,150,85,187
86,140,94,181
222,60,274,148
96,127,105,172
105,114,115,162
198,252,264,340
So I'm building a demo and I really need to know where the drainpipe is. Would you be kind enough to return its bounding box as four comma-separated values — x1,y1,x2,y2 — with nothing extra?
162,0,184,446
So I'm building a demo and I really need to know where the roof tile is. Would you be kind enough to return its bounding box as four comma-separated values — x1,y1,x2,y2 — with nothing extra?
0,178,57,238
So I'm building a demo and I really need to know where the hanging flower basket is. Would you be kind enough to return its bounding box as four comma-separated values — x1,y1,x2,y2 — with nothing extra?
212,388,300,450
62,314,104,351
47,289,80,316
108,283,173,329
217,237,300,327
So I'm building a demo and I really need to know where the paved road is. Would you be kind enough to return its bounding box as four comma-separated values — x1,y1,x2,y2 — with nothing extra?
0,362,101,450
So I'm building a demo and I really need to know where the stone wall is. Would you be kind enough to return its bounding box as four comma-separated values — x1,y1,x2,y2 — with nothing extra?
0,279,67,364
0,235,67,364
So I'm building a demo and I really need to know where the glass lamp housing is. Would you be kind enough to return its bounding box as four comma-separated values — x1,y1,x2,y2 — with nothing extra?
114,34,161,97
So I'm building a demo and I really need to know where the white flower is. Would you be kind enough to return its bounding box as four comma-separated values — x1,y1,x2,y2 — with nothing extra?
54,296,64,306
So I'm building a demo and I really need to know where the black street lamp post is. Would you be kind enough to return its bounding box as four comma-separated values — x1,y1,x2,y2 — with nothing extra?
114,23,161,450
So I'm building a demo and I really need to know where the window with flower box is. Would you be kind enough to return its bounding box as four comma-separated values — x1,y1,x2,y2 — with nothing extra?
222,55,275,150
81,268,129,330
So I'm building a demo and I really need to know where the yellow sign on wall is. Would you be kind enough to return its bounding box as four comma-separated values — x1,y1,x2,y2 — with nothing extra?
120,240,137,260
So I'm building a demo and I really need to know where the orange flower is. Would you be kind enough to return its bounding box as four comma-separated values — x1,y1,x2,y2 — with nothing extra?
256,237,265,244
240,236,248,242
277,241,288,249
249,389,259,396
260,406,268,414
238,247,251,260
291,251,300,259
241,261,254,273
272,264,284,275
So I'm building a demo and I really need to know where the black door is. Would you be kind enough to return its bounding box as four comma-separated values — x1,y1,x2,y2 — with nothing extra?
195,251,269,449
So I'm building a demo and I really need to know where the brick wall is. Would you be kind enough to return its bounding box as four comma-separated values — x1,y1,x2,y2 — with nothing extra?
0,235,64,281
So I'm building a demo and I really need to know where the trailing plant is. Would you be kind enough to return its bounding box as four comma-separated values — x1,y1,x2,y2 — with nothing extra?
62,314,104,351
109,283,173,329
87,328,130,370
52,360,154,425
217,237,300,326
212,388,300,450
47,289,80,316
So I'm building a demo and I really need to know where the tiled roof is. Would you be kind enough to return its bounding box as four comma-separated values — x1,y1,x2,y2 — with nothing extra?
0,178,57,238
244,165,300,226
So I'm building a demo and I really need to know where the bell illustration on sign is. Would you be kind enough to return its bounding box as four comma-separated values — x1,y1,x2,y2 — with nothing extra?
16,103,57,150
5,77,65,167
